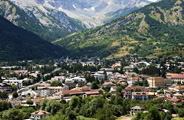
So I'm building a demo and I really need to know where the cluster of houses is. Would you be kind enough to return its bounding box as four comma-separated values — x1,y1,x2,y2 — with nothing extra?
0,57,184,119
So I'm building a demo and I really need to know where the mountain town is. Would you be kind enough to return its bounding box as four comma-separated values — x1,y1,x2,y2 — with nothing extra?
0,55,184,120
0,0,184,120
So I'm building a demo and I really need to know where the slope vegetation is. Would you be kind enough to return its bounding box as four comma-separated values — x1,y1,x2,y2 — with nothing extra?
54,0,184,58
0,16,68,61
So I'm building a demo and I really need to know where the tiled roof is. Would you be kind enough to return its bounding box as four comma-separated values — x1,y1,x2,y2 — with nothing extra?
131,106,144,110
175,85,184,89
170,98,181,103
55,89,84,95
31,110,50,115
171,74,184,79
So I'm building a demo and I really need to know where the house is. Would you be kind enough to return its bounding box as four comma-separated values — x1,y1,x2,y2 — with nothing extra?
37,86,69,97
100,68,114,72
21,89,37,98
0,83,12,92
109,86,117,94
127,77,143,86
121,86,150,99
112,63,121,71
84,89,103,97
55,87,103,100
93,72,105,80
132,92,153,101
30,110,50,120
123,65,134,72
171,74,184,84
147,77,166,88
173,85,184,94
72,77,86,86
102,82,115,87
3,78,23,89
51,76,65,82
55,89,84,100
12,70,28,75
65,79,76,89
130,106,145,116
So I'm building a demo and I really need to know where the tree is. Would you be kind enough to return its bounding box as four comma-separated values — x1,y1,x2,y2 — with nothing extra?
0,91,8,99
11,84,17,91
91,81,99,89
178,108,184,117
13,91,18,98
146,106,160,120
26,99,33,105
51,81,63,86
104,70,108,80
2,108,24,120
69,96,80,109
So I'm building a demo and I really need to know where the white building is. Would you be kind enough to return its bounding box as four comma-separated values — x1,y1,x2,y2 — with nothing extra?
3,78,23,89
37,86,69,97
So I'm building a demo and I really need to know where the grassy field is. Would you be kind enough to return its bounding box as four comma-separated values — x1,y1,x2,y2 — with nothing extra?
77,116,97,120
172,117,184,120
116,116,133,120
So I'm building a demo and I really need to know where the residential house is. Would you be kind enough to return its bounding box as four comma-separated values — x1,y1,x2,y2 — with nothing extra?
30,110,50,120
127,77,143,86
0,83,12,92
130,106,145,116
109,86,117,94
171,74,184,84
132,92,154,101
121,86,150,99
65,79,76,89
112,63,121,71
3,78,23,89
102,82,115,87
37,86,69,97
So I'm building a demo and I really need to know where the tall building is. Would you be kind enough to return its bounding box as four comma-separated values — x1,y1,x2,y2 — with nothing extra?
147,77,165,88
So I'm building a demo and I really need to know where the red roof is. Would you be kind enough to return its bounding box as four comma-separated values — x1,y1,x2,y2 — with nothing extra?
170,98,181,103
171,74,184,79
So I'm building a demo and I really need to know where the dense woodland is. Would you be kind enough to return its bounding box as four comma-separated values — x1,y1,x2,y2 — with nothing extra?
0,16,68,61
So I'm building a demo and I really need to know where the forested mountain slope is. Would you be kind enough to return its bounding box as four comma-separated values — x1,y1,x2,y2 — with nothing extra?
54,0,184,58
0,16,68,61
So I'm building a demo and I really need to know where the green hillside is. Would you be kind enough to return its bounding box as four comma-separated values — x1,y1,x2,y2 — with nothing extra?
0,16,68,61
54,0,184,58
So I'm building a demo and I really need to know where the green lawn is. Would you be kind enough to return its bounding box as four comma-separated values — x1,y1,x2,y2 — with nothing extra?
77,116,97,120
116,116,133,120
172,117,184,120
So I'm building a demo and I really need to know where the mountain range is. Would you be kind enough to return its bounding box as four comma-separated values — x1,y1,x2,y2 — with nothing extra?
10,0,157,28
0,15,67,61
53,0,184,58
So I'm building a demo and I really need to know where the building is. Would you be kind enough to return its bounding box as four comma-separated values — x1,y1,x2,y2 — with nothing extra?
3,78,23,89
30,110,50,120
37,86,69,97
72,77,86,86
65,79,76,89
102,82,115,87
171,74,184,84
0,83,12,92
127,77,143,86
121,86,150,99
109,86,117,94
130,106,145,116
147,77,165,88
132,92,153,101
